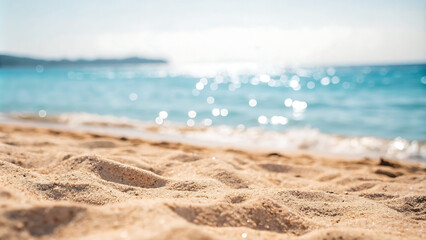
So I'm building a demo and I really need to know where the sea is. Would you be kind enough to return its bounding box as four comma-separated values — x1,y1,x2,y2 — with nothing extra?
1,63,425,161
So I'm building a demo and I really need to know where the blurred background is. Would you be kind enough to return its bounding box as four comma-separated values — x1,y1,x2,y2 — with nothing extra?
0,0,425,160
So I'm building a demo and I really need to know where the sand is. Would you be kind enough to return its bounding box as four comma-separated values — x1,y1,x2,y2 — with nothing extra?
0,124,425,240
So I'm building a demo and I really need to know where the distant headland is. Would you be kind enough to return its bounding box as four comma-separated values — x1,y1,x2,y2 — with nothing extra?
0,54,167,67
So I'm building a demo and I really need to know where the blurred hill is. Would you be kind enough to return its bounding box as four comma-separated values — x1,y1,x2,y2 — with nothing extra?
0,54,167,67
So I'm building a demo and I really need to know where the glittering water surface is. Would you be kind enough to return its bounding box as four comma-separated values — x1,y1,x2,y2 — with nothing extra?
1,63,425,140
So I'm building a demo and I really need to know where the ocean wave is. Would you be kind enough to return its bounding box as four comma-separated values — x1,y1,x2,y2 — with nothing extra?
3,112,425,161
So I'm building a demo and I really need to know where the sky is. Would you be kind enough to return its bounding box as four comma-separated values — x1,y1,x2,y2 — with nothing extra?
1,0,425,65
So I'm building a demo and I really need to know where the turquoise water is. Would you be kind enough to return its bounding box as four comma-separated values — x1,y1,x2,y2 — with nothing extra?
0,63,425,140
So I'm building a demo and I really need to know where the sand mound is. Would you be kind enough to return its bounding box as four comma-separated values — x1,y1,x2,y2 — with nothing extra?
0,124,425,239
168,198,311,234
5,205,85,237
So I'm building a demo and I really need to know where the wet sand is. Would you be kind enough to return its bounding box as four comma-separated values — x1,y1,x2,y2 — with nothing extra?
0,124,425,239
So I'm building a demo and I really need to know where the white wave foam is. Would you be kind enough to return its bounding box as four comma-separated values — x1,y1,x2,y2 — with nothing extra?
3,112,425,161
177,125,425,161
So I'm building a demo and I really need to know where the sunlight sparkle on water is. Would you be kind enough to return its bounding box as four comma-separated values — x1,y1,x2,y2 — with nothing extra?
321,77,330,86
129,93,138,101
249,99,257,107
38,110,47,118
284,98,293,107
186,119,195,127
159,111,168,119
259,74,270,83
207,96,215,104
331,76,340,84
210,83,218,91
292,100,307,112
188,110,197,118
200,78,208,85
271,116,288,125
203,118,213,126
258,115,268,124
155,117,163,125
196,82,205,90
237,124,245,131
215,75,224,84
327,67,336,76
250,77,260,85
212,108,220,117
289,76,301,91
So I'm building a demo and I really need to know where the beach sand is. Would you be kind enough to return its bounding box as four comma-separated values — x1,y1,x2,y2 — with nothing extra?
0,124,425,239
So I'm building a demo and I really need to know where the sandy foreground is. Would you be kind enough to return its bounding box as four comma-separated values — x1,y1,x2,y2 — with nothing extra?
0,124,425,240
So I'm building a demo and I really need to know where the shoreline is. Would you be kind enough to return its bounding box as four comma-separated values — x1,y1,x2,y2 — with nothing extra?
1,112,425,163
0,124,425,239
